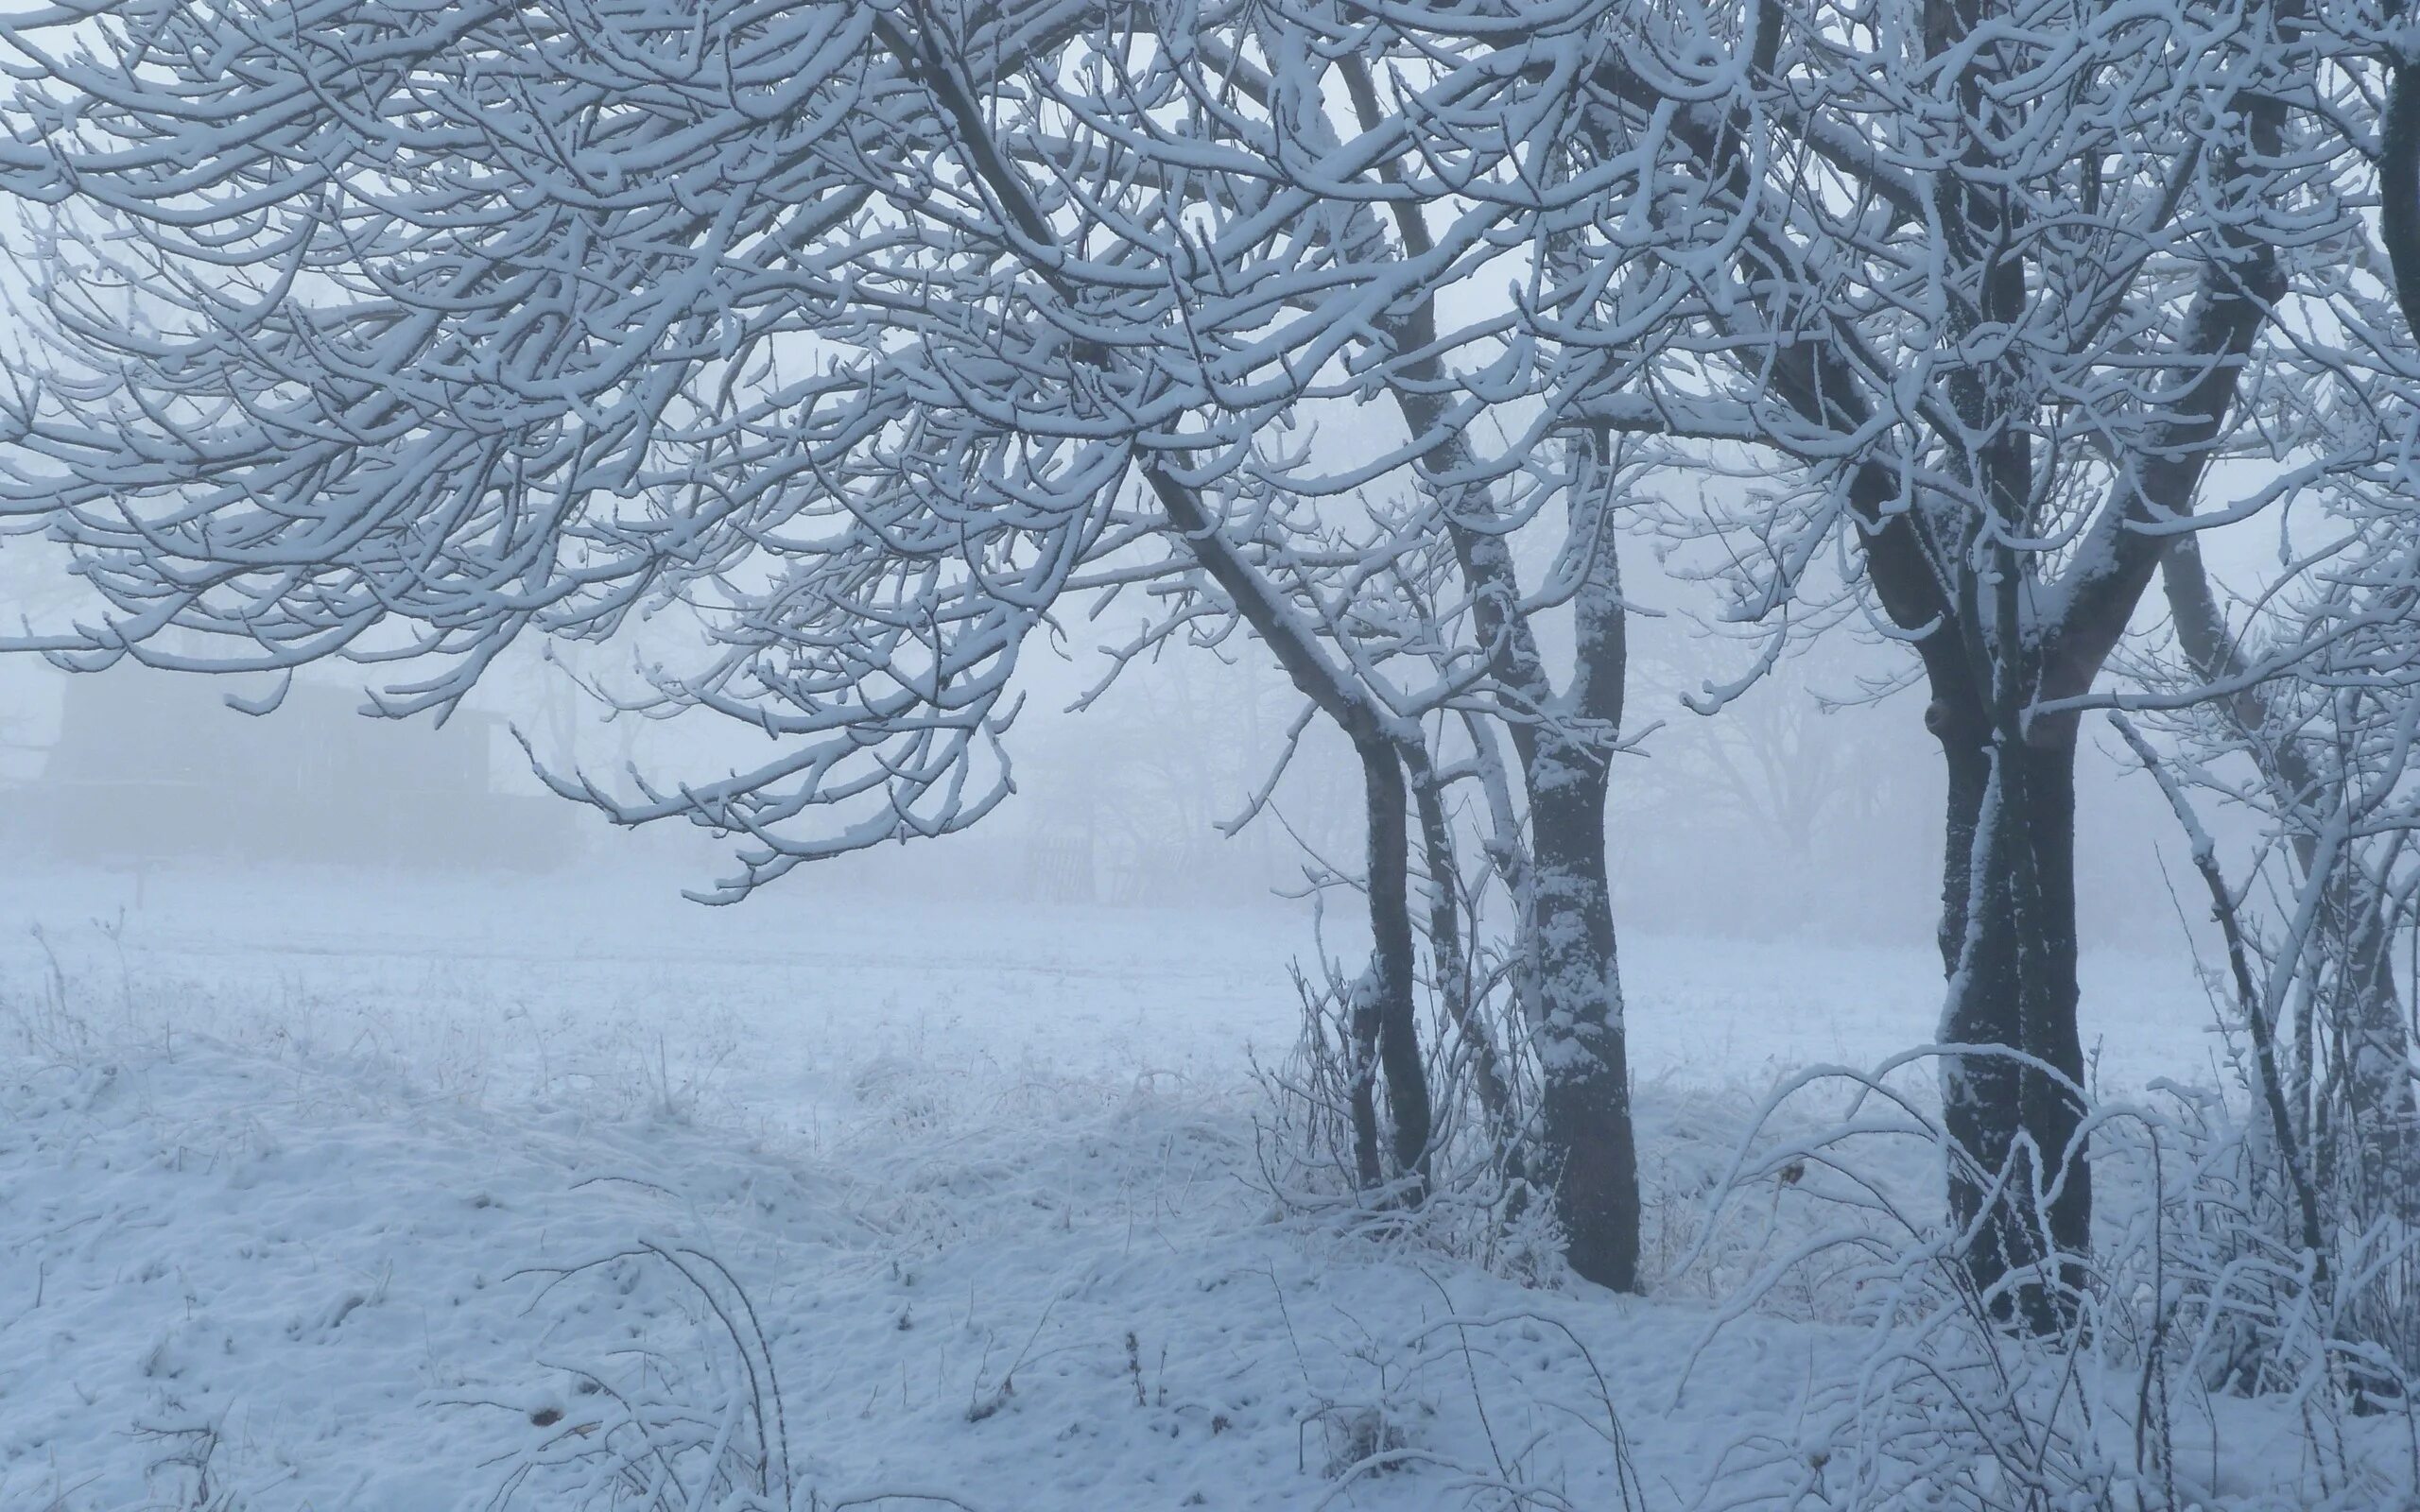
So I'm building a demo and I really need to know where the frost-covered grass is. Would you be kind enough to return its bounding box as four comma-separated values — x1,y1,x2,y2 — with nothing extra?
0,866,2388,1510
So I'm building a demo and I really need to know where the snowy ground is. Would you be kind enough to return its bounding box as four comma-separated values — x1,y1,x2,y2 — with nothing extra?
0,865,2353,1510
0,863,2230,1130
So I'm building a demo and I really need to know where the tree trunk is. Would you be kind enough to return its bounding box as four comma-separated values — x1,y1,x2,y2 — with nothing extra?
1529,737,1639,1291
1139,467,1433,1197
1408,751,1520,1178
2329,885,2417,1211
1345,971,1384,1192
1359,737,1434,1195
2161,541,2420,1213
1329,59,1641,1284
1933,710,2089,1329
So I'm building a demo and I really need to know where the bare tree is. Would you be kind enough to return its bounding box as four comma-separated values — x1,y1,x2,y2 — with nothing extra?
0,0,1728,1286
2127,199,2420,1226
19,0,2389,1320
1552,0,2324,1324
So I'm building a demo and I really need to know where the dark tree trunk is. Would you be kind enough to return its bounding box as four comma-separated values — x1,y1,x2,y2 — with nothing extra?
1333,60,1642,1283
1932,705,2089,1329
1529,738,1638,1291
1346,978,1384,1192
1360,738,1434,1194
1409,753,1520,1178
1140,469,1433,1198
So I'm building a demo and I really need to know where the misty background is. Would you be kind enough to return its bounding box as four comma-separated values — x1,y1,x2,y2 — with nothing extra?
0,486,2221,961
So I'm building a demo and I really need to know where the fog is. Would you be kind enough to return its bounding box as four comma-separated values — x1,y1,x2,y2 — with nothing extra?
0,507,2223,963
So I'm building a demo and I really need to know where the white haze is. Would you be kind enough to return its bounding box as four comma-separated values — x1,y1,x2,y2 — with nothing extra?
0,501,2226,962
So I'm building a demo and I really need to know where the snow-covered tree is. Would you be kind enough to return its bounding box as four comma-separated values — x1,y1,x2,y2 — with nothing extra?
2117,80,2420,1236
1558,0,2335,1321
0,0,1745,1289
14,0,2403,1317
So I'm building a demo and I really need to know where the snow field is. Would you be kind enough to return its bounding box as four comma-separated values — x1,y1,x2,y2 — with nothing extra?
0,868,2385,1510
0,1034,1772,1510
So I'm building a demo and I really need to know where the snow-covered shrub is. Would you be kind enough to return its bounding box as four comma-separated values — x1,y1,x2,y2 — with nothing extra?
1683,1056,2420,1510
1248,954,1563,1282
476,1243,798,1512
1290,1309,1651,1510
1630,1066,1932,1312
